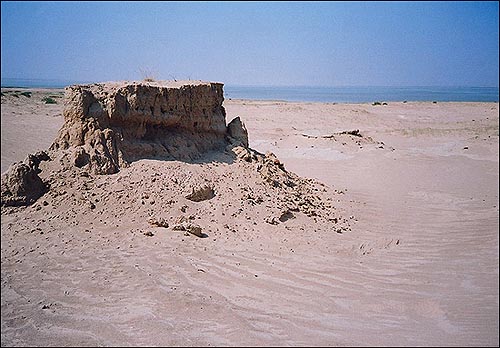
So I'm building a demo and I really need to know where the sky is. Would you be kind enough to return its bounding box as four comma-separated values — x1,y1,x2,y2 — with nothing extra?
1,1,499,87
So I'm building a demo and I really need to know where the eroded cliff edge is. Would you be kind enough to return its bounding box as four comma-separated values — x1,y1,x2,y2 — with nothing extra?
50,80,247,174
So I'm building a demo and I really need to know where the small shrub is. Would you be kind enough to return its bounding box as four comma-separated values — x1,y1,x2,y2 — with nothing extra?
372,101,382,106
42,97,57,104
139,67,157,82
382,102,388,105
20,91,32,98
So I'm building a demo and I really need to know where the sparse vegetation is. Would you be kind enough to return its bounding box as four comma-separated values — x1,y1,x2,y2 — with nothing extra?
20,91,32,98
139,67,157,82
42,97,57,104
372,101,382,106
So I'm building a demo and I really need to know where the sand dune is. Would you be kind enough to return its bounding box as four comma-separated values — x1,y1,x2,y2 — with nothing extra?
1,87,498,346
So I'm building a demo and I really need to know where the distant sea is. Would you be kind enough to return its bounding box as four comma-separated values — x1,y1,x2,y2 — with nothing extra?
2,78,498,103
225,85,499,103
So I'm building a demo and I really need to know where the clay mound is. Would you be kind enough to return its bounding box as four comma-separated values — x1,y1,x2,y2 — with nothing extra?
0,80,347,235
1,81,250,207
49,80,248,174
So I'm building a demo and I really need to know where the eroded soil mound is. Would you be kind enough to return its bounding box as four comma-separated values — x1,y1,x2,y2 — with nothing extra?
1,80,349,235
49,81,244,174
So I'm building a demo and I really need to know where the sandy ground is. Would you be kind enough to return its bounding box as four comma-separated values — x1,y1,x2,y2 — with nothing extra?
1,88,499,346
1,89,64,174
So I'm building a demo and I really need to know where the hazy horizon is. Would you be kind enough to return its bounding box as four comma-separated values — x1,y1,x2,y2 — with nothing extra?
2,2,499,88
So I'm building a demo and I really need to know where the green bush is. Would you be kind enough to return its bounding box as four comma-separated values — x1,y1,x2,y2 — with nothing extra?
42,97,57,104
20,91,32,98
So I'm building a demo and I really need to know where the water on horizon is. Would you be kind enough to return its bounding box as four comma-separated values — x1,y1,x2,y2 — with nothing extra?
224,85,499,103
2,78,498,103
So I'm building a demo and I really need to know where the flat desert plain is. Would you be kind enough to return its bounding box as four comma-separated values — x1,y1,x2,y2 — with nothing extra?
1,88,498,346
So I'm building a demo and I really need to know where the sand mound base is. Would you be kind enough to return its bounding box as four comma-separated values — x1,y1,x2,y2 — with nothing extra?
8,146,349,236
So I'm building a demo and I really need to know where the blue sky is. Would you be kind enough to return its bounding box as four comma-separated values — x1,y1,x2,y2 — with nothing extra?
1,1,498,87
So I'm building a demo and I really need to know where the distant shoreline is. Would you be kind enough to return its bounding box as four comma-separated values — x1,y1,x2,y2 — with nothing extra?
224,98,499,105
2,84,498,103
2,88,498,107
